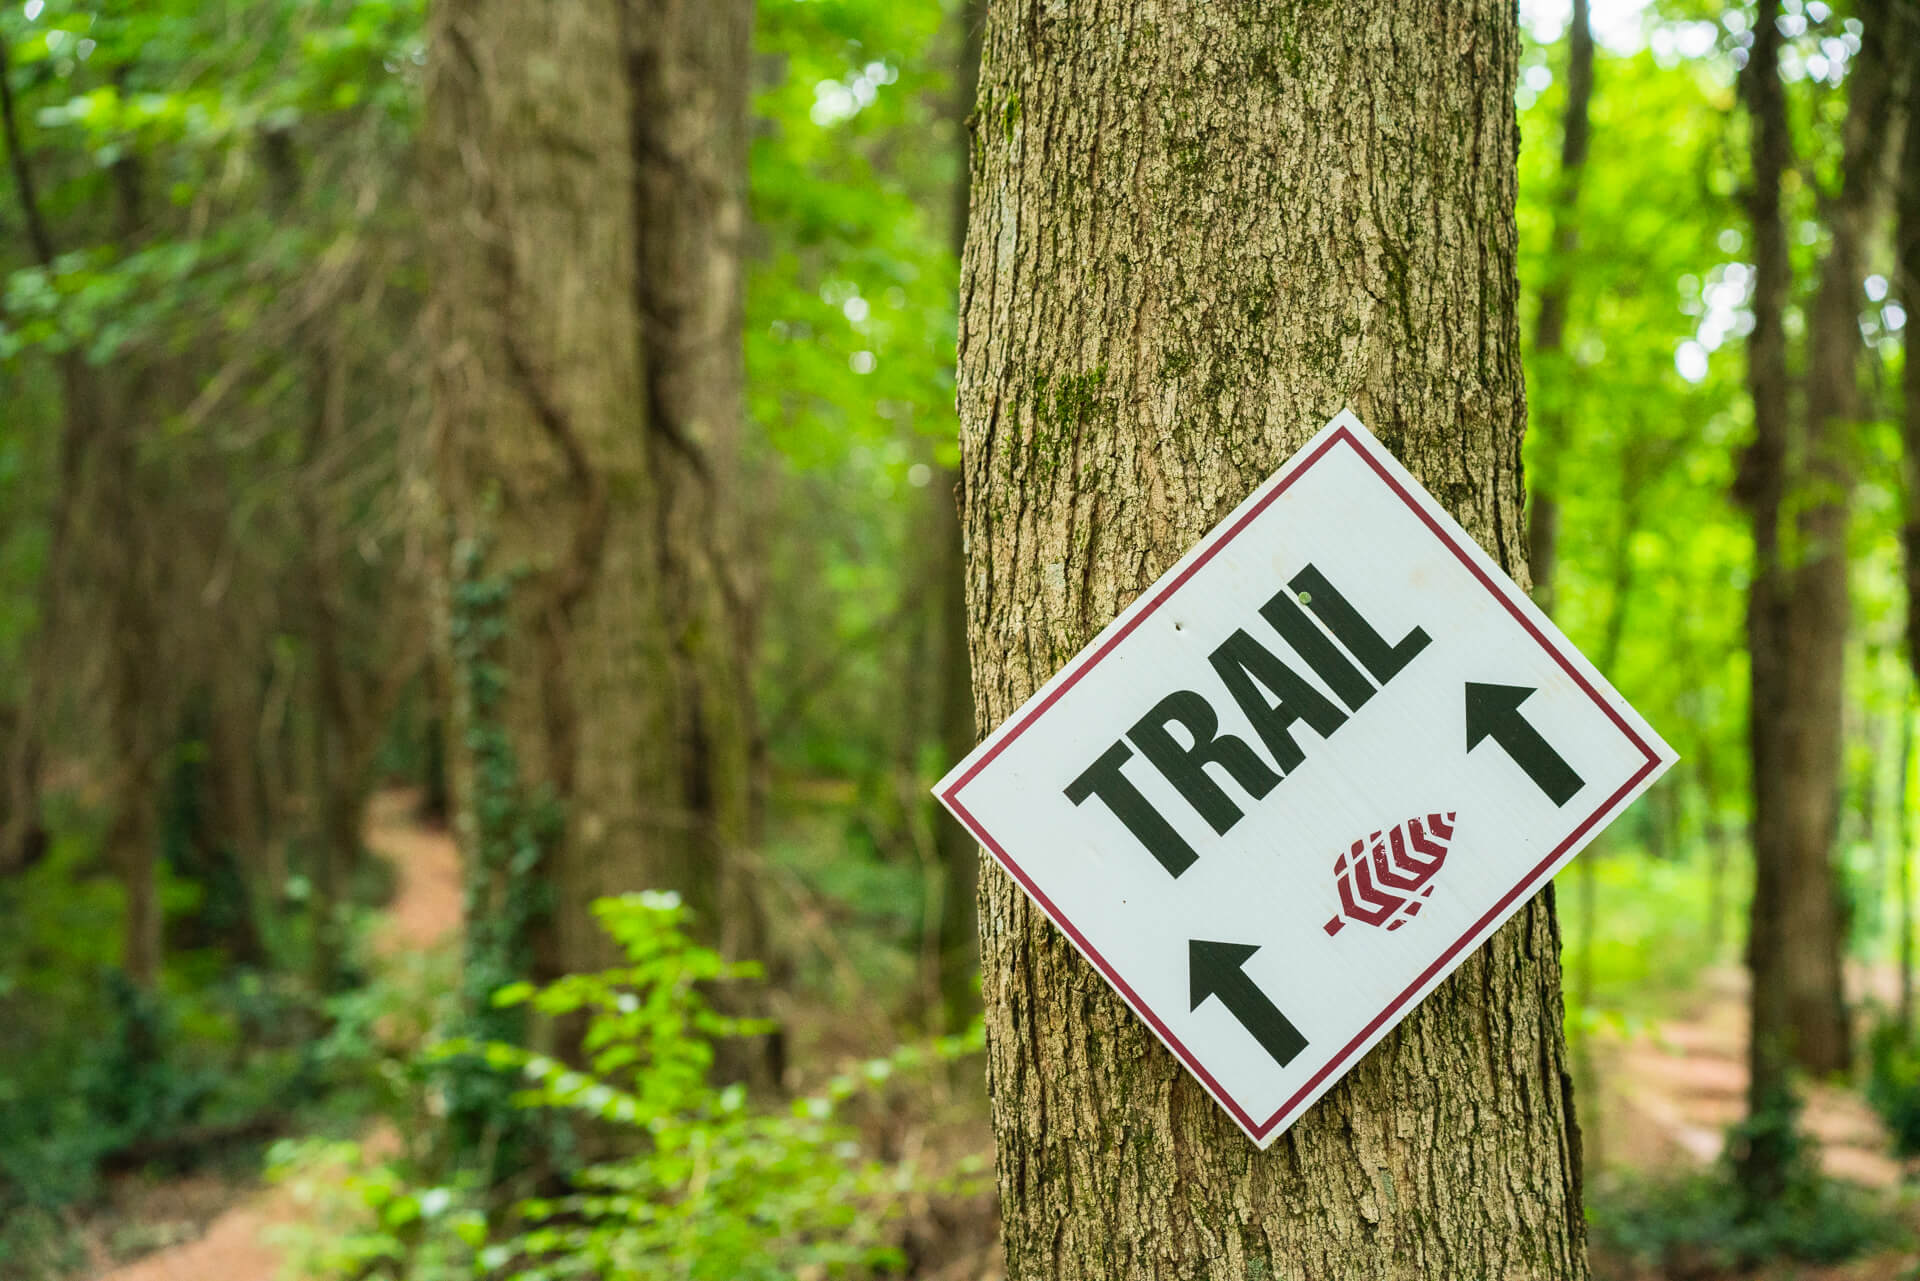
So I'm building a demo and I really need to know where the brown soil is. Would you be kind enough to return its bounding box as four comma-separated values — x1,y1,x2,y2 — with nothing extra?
1595,964,1905,1189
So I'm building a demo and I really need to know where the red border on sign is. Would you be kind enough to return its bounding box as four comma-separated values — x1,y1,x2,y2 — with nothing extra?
937,424,1665,1141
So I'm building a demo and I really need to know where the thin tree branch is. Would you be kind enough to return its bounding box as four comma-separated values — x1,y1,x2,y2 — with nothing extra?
0,33,56,266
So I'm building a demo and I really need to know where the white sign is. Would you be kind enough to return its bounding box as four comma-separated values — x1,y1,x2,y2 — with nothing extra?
935,410,1676,1146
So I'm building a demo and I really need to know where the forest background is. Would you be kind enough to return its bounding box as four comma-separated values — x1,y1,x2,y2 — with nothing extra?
0,0,1917,1278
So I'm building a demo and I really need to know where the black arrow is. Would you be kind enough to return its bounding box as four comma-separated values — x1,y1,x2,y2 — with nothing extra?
1189,940,1308,1068
1464,682,1584,806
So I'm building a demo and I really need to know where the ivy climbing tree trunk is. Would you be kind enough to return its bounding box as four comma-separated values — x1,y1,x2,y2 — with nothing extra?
423,0,761,999
955,3,1585,1277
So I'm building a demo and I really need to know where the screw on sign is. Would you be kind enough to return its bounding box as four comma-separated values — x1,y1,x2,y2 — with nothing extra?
936,411,1677,1145
1323,811,1456,936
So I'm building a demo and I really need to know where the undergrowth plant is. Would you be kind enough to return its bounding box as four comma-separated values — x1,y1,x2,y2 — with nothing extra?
1587,1092,1905,1277
271,890,984,1280
1868,1016,1920,1157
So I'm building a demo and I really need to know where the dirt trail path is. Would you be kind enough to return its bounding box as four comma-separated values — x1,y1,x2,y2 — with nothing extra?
1599,964,1903,1188
92,789,461,1281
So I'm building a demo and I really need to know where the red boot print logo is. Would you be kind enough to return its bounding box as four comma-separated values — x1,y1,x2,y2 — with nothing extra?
1323,812,1456,935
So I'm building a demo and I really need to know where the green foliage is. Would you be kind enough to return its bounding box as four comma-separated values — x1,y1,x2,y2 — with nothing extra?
0,829,206,1236
1590,1166,1901,1276
750,0,967,787
1590,1099,1905,1277
2,0,432,1248
480,892,942,1280
301,940,463,1136
1559,846,1737,1047
0,971,252,1276
274,891,984,1281
1868,1017,1920,1157
271,1138,491,1281
81,972,217,1144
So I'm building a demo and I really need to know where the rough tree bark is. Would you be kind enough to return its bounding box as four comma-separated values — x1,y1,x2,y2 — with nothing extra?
956,4,1586,1276
423,0,761,987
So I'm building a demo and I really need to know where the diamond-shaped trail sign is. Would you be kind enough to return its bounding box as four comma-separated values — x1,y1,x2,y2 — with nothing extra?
933,410,1677,1147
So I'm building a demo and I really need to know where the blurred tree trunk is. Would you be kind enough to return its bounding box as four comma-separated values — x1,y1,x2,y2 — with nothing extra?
301,340,360,992
1738,0,1893,1200
1900,708,1915,1036
629,0,765,979
423,0,763,992
1524,0,1593,621
1570,444,1645,1175
4,44,168,983
1737,9,1798,1187
205,676,274,940
1787,0,1892,1055
0,32,63,881
1898,0,1920,1040
419,659,451,827
956,3,1586,1277
101,437,163,990
100,152,165,990
929,0,987,1033
1697,727,1734,958
263,128,411,993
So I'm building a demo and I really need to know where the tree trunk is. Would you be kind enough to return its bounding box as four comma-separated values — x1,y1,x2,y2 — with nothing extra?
297,266,358,993
1569,444,1644,1176
1900,707,1914,1036
101,151,165,990
1898,0,1920,1041
205,674,274,951
1783,0,1890,1076
1741,0,1894,1110
260,128,374,993
931,0,988,1033
1738,0,1895,1201
1698,731,1733,960
103,411,162,989
1523,0,1594,622
1736,8,1798,1195
423,0,760,991
0,32,89,880
627,0,764,972
956,4,1585,1276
